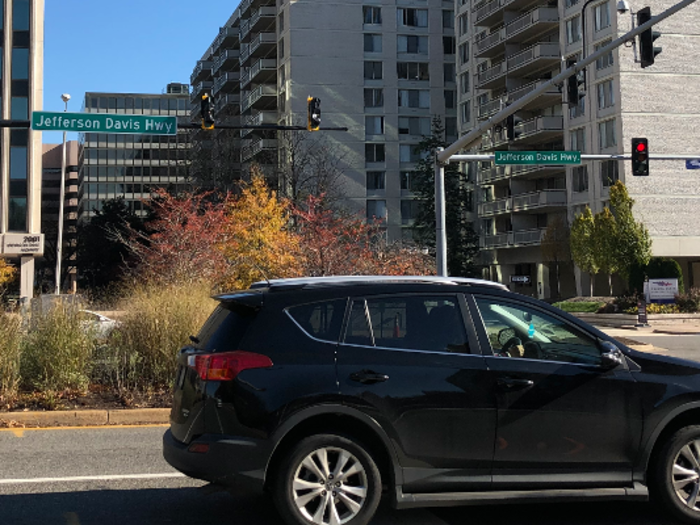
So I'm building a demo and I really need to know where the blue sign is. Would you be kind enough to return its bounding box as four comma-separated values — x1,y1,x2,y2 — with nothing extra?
686,159,700,169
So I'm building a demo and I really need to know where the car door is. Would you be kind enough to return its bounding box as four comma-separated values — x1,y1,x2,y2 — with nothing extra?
467,293,642,489
336,293,497,493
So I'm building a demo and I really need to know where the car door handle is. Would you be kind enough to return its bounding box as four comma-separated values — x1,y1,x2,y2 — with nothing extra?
497,377,534,392
350,370,389,385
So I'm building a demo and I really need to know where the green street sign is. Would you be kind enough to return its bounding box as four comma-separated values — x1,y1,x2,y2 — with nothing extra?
31,111,178,135
494,151,581,165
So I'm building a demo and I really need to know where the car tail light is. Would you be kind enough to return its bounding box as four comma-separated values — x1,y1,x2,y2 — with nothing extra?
188,443,210,454
189,351,273,381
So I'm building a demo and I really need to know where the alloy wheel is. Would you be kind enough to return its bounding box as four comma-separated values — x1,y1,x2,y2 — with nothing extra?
672,438,700,512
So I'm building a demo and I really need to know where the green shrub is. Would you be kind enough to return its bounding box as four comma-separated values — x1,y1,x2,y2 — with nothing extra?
677,288,700,313
614,292,641,312
106,281,216,392
21,303,95,393
552,301,605,313
0,312,22,404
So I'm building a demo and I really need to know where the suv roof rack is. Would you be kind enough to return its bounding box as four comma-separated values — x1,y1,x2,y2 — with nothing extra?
250,275,508,291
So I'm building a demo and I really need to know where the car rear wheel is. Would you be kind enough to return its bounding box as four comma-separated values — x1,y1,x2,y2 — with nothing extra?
651,425,700,524
272,433,381,525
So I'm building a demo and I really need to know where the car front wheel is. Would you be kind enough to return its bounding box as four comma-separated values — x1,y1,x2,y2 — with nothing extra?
272,433,381,525
651,425,700,524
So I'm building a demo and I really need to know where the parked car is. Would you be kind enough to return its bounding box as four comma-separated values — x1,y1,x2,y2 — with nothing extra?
78,310,119,340
163,276,700,525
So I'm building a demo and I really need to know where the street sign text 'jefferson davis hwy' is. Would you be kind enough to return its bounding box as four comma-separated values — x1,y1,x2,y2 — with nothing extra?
31,111,177,135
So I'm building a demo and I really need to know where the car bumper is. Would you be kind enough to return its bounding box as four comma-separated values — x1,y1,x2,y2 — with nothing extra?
162,428,271,491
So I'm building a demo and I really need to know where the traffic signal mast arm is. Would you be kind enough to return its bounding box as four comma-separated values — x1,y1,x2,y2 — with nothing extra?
436,0,697,164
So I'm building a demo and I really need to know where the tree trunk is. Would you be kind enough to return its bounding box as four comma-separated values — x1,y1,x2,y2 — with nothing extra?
589,273,595,296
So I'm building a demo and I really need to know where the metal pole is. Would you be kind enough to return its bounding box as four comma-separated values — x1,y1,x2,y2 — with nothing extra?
447,154,700,162
435,148,448,277
55,96,70,295
437,0,697,163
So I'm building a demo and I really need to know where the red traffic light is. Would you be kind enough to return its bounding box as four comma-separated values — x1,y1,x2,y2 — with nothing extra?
636,142,647,152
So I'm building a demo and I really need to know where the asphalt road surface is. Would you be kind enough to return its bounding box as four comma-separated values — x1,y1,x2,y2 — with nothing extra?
601,328,700,362
0,426,681,525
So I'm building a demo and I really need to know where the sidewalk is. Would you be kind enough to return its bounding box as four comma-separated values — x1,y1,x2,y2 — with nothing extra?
0,408,170,429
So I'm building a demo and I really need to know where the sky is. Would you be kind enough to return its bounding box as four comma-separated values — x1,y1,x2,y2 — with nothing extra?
42,0,239,143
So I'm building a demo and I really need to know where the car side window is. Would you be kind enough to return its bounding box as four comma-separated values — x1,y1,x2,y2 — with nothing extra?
287,299,346,342
344,295,469,354
473,296,602,365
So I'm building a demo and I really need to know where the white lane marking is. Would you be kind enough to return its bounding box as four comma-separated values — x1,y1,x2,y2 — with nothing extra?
0,472,186,485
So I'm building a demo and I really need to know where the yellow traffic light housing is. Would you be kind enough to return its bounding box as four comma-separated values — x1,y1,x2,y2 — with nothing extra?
201,94,215,130
307,96,321,131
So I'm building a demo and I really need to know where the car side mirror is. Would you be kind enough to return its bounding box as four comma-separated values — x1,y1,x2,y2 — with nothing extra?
599,340,625,370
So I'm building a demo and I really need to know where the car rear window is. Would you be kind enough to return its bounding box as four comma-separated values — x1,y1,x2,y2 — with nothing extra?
195,302,257,352
287,299,346,343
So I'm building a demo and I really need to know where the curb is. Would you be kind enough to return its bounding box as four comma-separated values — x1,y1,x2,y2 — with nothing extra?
0,408,170,428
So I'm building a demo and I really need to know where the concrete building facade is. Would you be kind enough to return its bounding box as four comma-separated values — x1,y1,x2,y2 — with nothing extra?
192,0,458,241
459,0,700,298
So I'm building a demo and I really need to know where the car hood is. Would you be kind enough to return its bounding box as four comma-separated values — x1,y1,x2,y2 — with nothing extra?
625,348,700,377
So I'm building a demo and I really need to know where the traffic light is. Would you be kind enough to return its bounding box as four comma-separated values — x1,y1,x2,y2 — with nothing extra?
638,7,662,68
566,59,586,105
307,96,321,131
506,113,523,141
631,138,649,176
201,94,215,130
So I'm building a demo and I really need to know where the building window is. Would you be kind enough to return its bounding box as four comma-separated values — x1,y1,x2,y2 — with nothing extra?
400,171,415,190
366,143,386,163
459,42,469,65
397,8,428,27
572,165,589,192
570,127,585,151
566,0,580,6
601,160,619,187
364,88,384,107
365,116,385,135
443,36,456,54
445,90,456,109
401,200,420,224
278,11,284,32
445,117,457,140
363,5,382,24
460,101,471,124
569,96,585,119
597,79,615,109
399,116,430,135
364,34,382,52
397,61,429,80
442,10,455,29
459,13,469,36
398,35,429,54
367,171,386,190
367,200,387,220
566,16,582,44
444,63,455,83
364,61,383,80
594,2,611,31
400,144,423,163
12,48,29,79
398,89,430,108
460,72,470,94
595,40,614,69
599,118,617,148
13,0,30,30
278,37,285,59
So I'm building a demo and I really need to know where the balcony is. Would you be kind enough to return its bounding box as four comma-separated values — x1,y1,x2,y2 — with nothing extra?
249,32,276,59
241,138,277,162
476,61,506,90
190,60,213,84
213,50,240,73
479,163,565,183
244,6,276,40
508,80,562,111
473,0,504,28
241,58,277,88
504,7,559,44
477,97,505,120
512,116,564,145
241,84,277,112
481,232,512,249
240,110,278,137
479,165,509,184
512,228,547,246
216,93,241,113
239,0,253,15
478,197,511,217
511,189,567,212
506,42,560,77
190,81,214,100
474,28,505,58
212,72,240,95
214,27,239,51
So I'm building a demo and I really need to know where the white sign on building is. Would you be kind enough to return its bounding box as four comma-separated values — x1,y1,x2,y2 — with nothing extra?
2,233,45,256
646,278,679,304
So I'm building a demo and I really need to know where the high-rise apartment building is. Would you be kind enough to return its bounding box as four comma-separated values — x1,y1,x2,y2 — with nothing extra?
0,0,44,301
77,84,192,224
192,0,458,241
460,0,700,298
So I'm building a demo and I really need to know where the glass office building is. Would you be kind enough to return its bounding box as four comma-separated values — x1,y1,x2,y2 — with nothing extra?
77,84,192,222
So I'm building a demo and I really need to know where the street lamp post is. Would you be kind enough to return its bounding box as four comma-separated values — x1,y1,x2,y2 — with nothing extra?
54,93,70,296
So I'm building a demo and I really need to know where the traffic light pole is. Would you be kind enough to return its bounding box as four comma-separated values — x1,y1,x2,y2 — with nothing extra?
446,154,700,162
178,123,349,132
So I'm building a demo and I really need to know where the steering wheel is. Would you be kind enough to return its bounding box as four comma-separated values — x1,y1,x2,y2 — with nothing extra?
523,340,544,360
502,336,523,357
497,327,516,347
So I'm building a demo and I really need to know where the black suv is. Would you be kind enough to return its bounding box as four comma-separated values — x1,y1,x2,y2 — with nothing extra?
164,276,700,525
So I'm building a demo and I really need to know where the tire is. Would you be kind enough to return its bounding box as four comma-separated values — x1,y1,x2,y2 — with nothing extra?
272,433,382,525
650,425,700,524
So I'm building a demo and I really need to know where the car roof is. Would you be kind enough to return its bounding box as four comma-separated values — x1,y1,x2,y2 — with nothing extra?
247,275,508,291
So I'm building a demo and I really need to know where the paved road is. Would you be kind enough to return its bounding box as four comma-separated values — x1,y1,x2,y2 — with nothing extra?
601,328,700,362
0,426,679,525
